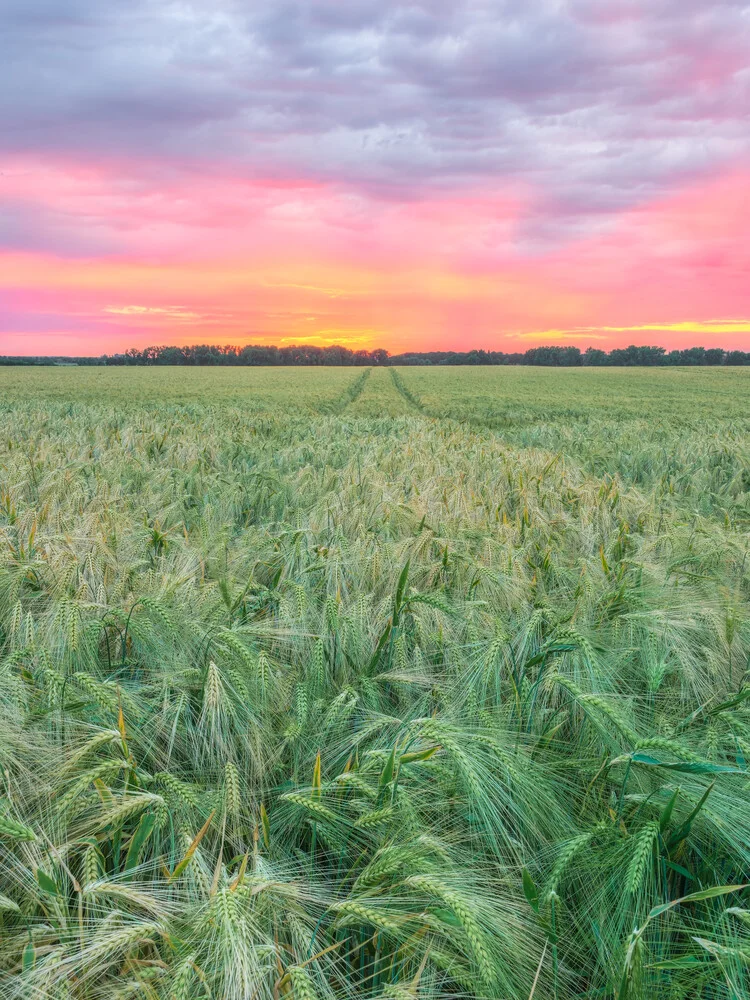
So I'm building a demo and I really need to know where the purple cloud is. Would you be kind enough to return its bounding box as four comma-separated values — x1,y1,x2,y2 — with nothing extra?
1,0,749,255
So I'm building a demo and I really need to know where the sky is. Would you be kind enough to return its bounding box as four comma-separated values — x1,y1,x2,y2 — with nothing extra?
1,0,750,356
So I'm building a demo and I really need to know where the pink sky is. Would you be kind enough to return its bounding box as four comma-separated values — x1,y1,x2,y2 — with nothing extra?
2,1,749,356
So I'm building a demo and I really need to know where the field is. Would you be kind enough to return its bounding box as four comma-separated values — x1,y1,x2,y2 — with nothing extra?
1,364,750,1000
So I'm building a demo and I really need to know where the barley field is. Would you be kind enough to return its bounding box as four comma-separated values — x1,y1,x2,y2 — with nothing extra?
1,365,750,1000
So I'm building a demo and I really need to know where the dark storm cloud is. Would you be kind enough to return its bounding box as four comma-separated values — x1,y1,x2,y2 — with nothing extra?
1,0,749,242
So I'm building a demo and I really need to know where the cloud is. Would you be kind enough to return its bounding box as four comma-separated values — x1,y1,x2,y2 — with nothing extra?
513,320,750,341
2,1,749,222
277,330,380,346
103,305,204,321
511,330,612,341
1,1,749,353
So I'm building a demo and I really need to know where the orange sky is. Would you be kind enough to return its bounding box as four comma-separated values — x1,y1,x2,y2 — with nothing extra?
2,2,750,356
2,159,749,355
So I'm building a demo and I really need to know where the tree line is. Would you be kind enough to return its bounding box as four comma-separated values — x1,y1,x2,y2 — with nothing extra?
2,343,750,366
393,345,750,366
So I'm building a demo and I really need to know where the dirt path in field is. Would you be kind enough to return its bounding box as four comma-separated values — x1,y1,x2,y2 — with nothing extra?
388,368,427,412
344,366,420,417
317,368,371,414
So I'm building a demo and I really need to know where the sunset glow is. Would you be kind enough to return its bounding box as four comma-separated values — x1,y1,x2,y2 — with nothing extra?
2,2,749,355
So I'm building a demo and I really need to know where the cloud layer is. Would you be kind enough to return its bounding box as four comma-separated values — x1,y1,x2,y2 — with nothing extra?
1,0,749,352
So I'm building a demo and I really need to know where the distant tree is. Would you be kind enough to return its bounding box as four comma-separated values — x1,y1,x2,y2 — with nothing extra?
680,347,707,365
608,345,666,366
464,349,491,364
21,340,746,368
239,345,277,365
155,346,185,365
322,345,352,365
583,347,608,365
191,345,222,365
725,350,750,365
525,346,582,366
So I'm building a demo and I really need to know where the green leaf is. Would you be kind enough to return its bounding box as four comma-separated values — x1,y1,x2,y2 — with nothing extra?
124,811,155,876
527,643,578,670
312,752,322,801
666,783,714,851
260,803,270,849
36,869,60,896
433,906,462,928
659,786,680,832
22,942,35,972
617,963,630,1000
522,868,539,913
649,956,707,970
400,745,441,764
630,752,744,774
366,623,392,674
648,884,747,922
393,560,410,622
693,937,750,961
379,744,397,789
707,687,750,717
679,884,748,904
665,860,694,880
